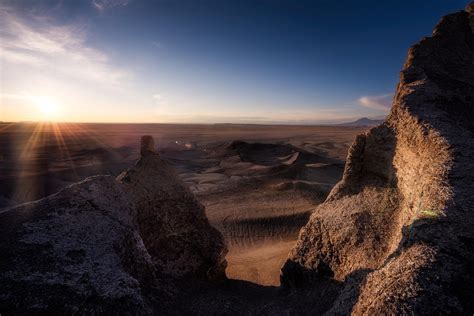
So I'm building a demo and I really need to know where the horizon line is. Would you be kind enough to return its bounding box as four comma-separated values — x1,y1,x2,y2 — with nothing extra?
0,120,378,127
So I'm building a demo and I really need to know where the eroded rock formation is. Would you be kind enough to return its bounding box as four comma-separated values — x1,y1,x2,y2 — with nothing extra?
282,5,474,314
0,136,227,314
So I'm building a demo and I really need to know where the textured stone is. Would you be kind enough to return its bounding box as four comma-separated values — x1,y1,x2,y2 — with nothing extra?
117,143,227,280
0,137,227,314
140,135,155,155
282,8,474,314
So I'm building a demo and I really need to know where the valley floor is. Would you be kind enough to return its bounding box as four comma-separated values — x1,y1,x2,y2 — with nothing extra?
0,122,366,286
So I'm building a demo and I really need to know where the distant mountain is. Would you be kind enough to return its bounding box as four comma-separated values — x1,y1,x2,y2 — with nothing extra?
338,117,384,127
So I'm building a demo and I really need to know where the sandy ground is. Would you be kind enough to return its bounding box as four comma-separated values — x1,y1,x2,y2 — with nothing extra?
226,240,296,286
0,122,367,285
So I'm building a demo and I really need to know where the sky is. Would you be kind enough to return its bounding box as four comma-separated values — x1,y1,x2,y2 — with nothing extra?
0,0,468,124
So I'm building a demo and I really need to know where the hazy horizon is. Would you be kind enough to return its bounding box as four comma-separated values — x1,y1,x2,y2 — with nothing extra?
0,115,386,125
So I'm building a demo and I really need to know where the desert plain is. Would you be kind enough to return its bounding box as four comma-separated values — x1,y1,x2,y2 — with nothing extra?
0,122,368,285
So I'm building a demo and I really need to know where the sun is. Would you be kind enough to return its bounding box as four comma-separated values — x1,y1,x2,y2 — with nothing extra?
34,97,59,118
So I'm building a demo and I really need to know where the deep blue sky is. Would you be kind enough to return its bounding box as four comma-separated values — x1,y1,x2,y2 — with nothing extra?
1,0,468,123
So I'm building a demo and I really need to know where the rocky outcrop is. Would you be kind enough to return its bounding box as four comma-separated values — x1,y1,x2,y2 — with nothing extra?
118,136,227,280
0,136,227,314
282,5,474,314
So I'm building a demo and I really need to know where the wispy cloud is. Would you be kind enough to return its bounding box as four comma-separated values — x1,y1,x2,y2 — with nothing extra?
357,94,393,111
152,93,167,108
0,6,127,85
0,93,31,101
153,94,163,102
150,41,162,48
92,0,129,12
1,92,52,103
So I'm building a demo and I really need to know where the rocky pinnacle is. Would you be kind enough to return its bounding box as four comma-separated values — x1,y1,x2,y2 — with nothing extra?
140,135,156,155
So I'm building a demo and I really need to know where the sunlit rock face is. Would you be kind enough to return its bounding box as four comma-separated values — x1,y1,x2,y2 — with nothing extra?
0,136,227,314
282,6,474,314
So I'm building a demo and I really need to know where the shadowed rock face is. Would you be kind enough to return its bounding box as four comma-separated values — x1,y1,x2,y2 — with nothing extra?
117,136,227,280
0,136,227,314
282,6,474,314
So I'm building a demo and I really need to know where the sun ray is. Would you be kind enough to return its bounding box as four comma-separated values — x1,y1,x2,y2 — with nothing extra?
0,123,15,133
51,122,78,177
20,122,45,159
70,123,119,155
13,122,46,203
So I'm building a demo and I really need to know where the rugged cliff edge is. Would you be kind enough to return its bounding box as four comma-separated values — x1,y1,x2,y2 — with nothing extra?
282,5,474,314
0,136,227,314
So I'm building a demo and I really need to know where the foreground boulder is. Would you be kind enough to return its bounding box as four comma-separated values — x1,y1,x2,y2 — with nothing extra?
282,5,474,314
0,136,227,314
